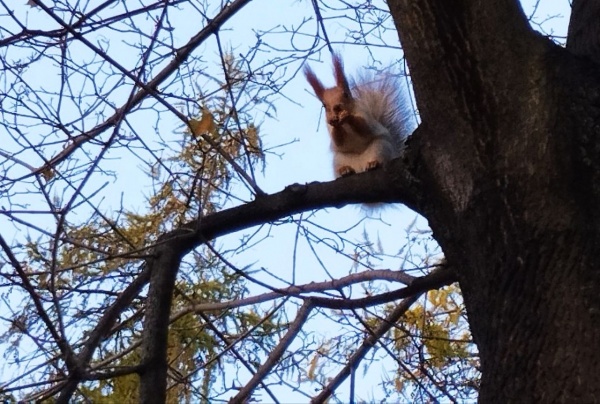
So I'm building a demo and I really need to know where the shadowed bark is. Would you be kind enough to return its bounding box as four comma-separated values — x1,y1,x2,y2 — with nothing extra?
389,0,600,401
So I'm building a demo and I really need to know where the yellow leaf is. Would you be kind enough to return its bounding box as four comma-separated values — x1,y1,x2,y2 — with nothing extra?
189,110,216,138
40,167,55,181
307,352,319,380
395,377,404,392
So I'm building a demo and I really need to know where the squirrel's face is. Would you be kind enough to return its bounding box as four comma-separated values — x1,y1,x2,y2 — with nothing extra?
322,87,354,127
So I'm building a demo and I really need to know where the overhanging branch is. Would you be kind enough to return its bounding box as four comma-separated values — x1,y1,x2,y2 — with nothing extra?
174,158,424,256
57,160,424,401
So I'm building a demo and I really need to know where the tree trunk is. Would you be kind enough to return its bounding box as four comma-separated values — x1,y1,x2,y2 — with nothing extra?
388,0,600,401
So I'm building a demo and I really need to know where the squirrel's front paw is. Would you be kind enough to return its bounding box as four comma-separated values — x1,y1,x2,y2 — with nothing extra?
337,166,356,177
365,160,381,171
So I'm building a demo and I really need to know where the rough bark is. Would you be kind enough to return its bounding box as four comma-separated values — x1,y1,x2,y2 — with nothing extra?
139,247,182,404
567,0,600,64
388,0,600,401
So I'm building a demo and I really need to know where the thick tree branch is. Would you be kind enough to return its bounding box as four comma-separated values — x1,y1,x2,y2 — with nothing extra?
567,0,600,64
139,248,182,404
176,158,423,254
387,0,552,218
386,1,600,401
389,0,535,120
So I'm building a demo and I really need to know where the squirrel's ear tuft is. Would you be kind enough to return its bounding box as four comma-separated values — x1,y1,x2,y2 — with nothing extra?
304,64,325,100
332,53,351,94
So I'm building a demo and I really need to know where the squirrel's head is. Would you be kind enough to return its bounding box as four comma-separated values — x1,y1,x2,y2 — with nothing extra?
304,53,354,127
321,87,353,127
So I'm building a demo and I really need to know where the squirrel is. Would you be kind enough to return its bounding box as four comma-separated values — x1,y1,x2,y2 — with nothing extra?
304,53,410,178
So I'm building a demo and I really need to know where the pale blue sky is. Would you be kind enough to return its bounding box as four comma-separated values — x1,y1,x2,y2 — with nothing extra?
0,0,571,401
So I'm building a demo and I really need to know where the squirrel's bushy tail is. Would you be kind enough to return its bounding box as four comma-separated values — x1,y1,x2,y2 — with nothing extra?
352,73,413,149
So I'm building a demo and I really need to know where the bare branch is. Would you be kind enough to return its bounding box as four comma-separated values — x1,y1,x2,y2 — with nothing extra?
230,301,313,403
171,268,417,318
311,294,421,403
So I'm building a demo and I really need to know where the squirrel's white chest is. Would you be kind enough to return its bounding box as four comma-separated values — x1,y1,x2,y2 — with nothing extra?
329,127,397,177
